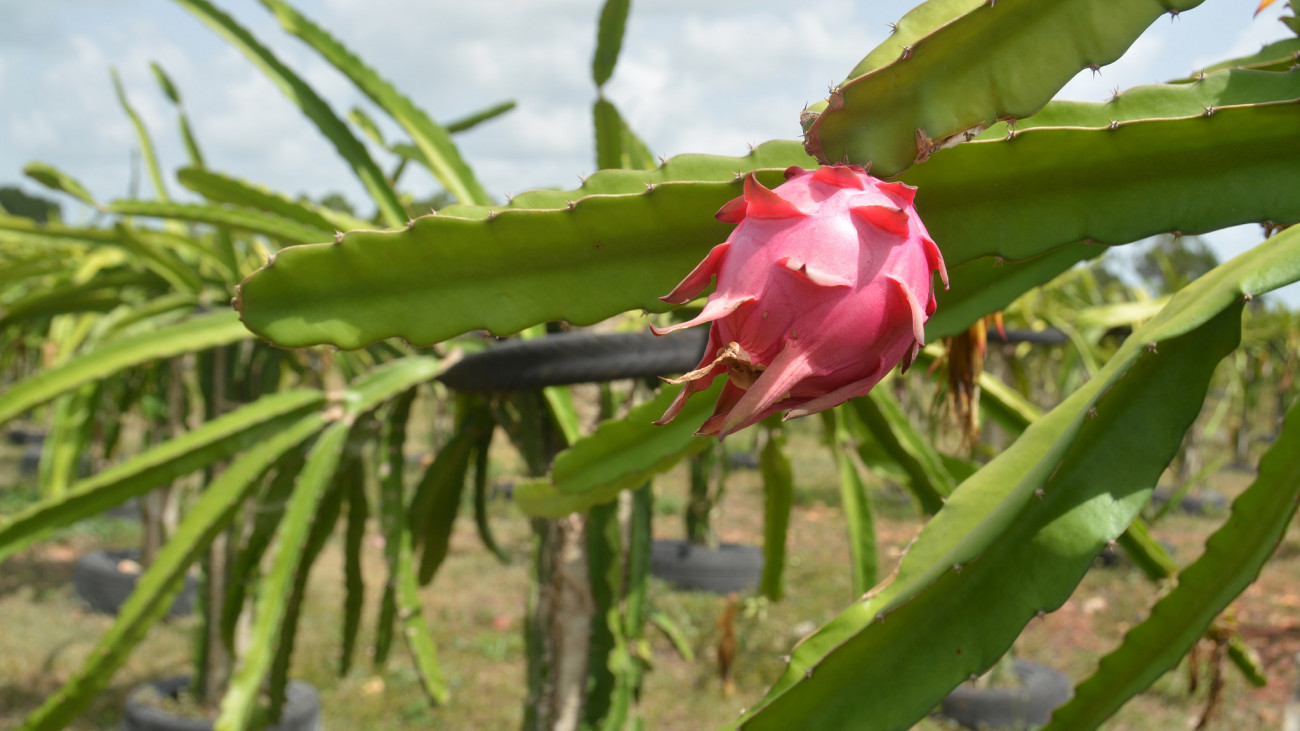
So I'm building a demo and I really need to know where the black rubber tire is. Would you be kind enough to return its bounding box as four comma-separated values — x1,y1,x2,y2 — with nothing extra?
649,539,763,594
439,329,708,392
73,549,196,619
122,676,321,731
940,659,1073,729
5,427,44,447
1150,487,1229,516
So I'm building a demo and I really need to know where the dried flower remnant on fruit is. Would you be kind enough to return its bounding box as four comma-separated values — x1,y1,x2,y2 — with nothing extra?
653,164,948,437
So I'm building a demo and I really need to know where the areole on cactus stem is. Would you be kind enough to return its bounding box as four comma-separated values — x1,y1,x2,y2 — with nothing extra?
653,164,948,438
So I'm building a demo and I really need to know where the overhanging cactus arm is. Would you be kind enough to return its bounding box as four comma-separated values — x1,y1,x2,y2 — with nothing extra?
807,0,1210,173
908,101,1300,268
978,67,1300,136
235,178,756,349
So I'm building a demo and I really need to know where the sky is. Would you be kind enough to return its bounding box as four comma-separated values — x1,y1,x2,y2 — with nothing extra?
1,0,1296,304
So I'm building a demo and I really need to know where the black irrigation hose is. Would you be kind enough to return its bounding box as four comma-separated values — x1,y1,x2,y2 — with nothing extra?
439,329,708,392
437,325,1070,393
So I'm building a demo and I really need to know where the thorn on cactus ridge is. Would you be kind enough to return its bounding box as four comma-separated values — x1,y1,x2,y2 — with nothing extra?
1168,8,1180,20
644,183,657,192
1087,406,1098,419
566,200,577,210
1034,488,1045,499
900,44,914,60
1145,342,1158,355
1088,63,1102,77
1036,609,1047,620
334,231,345,243
1108,119,1119,130
1203,105,1215,117
969,673,980,682
804,668,815,679
1110,87,1122,101
887,21,898,32
1243,292,1254,303
1195,69,1208,82
952,563,963,574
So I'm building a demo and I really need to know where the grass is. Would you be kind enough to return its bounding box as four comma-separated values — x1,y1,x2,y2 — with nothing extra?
1,415,1298,730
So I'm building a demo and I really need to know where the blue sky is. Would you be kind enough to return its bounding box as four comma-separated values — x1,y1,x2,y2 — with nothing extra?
2,0,1296,304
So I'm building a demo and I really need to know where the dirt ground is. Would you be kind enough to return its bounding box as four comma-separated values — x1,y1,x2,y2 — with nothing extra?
1,433,1298,730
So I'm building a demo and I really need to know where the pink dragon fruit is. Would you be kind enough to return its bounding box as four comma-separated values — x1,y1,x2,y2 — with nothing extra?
653,164,947,438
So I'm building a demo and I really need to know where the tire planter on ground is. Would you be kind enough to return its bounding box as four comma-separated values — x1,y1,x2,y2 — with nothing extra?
122,676,321,731
939,659,1073,729
649,539,763,594
73,549,196,618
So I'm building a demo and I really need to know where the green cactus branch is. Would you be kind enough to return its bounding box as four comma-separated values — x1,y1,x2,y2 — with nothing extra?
514,381,721,518
907,101,1300,268
0,390,324,562
806,0,1208,173
731,226,1300,730
110,67,171,202
177,167,372,234
257,0,491,206
22,163,99,209
173,0,406,226
235,178,759,349
0,310,250,426
979,67,1300,136
1044,395,1300,729
107,200,336,246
